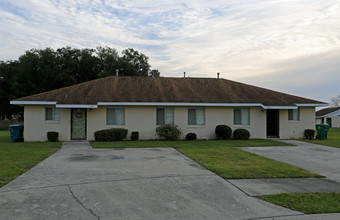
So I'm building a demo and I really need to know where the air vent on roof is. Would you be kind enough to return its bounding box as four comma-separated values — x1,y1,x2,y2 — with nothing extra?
115,69,119,77
183,72,186,78
217,72,220,79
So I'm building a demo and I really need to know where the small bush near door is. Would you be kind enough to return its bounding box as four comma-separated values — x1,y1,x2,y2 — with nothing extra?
131,131,139,141
233,128,250,140
47,131,59,142
94,128,128,141
215,125,232,140
304,129,315,140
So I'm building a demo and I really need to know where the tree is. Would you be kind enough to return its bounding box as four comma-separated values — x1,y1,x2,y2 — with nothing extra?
330,95,340,107
150,69,160,77
0,61,22,120
96,46,120,77
121,48,151,76
0,46,160,120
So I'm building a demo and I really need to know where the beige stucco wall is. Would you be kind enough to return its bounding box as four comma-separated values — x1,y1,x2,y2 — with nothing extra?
87,106,266,140
279,107,315,139
24,106,71,141
315,118,323,124
316,116,340,128
23,105,315,141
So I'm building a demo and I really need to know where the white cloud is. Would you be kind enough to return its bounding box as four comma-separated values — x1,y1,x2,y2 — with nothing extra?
0,0,339,101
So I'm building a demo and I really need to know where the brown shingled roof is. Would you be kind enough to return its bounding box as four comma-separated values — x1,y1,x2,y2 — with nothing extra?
13,76,326,106
316,107,340,117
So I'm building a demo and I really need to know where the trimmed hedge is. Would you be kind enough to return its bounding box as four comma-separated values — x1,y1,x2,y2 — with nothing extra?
47,131,58,142
233,128,250,140
305,129,315,140
94,128,128,141
215,125,232,140
131,131,139,141
156,124,181,141
185,133,197,141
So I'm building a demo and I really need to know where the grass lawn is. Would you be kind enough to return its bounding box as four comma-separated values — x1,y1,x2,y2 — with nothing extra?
259,192,340,214
301,128,340,149
0,131,61,187
92,139,322,179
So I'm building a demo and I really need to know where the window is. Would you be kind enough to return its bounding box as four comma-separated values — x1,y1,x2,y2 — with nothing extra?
107,108,125,125
188,108,205,125
156,108,174,125
288,109,299,121
234,108,250,125
45,107,60,121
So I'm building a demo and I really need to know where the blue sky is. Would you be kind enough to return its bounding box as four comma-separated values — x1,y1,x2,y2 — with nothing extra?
0,0,339,103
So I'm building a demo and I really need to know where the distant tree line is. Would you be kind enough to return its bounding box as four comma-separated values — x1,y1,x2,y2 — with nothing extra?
0,46,160,120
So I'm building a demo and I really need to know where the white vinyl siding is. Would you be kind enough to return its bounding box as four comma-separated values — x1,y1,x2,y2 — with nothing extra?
288,109,299,121
156,108,174,125
107,108,125,125
188,108,205,125
234,108,250,125
45,107,60,121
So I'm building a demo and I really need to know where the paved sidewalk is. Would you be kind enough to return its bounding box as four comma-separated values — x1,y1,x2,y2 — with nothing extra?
229,178,340,196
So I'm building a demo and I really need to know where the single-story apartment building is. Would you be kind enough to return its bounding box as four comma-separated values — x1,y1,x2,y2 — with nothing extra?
10,76,327,141
316,107,340,128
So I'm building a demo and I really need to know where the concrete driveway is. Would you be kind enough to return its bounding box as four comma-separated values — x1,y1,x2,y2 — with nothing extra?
0,142,302,220
240,140,340,183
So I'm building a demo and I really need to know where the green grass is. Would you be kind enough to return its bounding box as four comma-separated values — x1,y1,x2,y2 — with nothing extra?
91,139,322,179
259,192,340,214
301,128,340,149
0,131,61,187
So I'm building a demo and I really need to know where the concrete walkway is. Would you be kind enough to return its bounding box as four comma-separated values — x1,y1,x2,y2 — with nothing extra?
233,140,340,198
229,178,340,196
240,140,340,183
0,142,304,220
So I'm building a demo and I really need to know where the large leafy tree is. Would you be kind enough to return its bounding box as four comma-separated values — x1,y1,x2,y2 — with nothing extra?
121,48,151,76
0,46,160,120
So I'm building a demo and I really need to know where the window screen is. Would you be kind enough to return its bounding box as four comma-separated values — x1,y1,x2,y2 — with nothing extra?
45,107,60,121
234,108,250,125
288,109,299,121
188,108,205,125
107,108,125,125
157,108,174,125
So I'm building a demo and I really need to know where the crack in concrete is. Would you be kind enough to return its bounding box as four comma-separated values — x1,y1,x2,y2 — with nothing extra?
68,185,100,220
0,173,215,193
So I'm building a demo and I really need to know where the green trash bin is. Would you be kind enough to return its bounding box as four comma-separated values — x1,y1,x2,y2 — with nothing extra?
316,124,330,140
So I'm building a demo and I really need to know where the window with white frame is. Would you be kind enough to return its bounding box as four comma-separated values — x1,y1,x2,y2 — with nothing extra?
288,109,299,121
107,108,125,125
46,107,60,121
188,108,205,125
234,108,250,125
156,108,174,125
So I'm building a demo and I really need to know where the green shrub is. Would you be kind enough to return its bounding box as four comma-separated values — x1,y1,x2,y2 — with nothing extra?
47,131,59,142
215,125,232,140
185,133,197,141
156,124,181,141
233,128,250,140
94,128,128,141
305,129,315,140
131,131,139,141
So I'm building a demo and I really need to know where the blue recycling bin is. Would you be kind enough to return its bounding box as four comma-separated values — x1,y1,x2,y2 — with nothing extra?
9,124,24,142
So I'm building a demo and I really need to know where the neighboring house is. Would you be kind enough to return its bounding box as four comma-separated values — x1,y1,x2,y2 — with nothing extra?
10,76,327,141
316,107,340,128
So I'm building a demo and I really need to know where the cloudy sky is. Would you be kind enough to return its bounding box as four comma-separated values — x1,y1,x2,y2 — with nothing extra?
1,0,339,103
